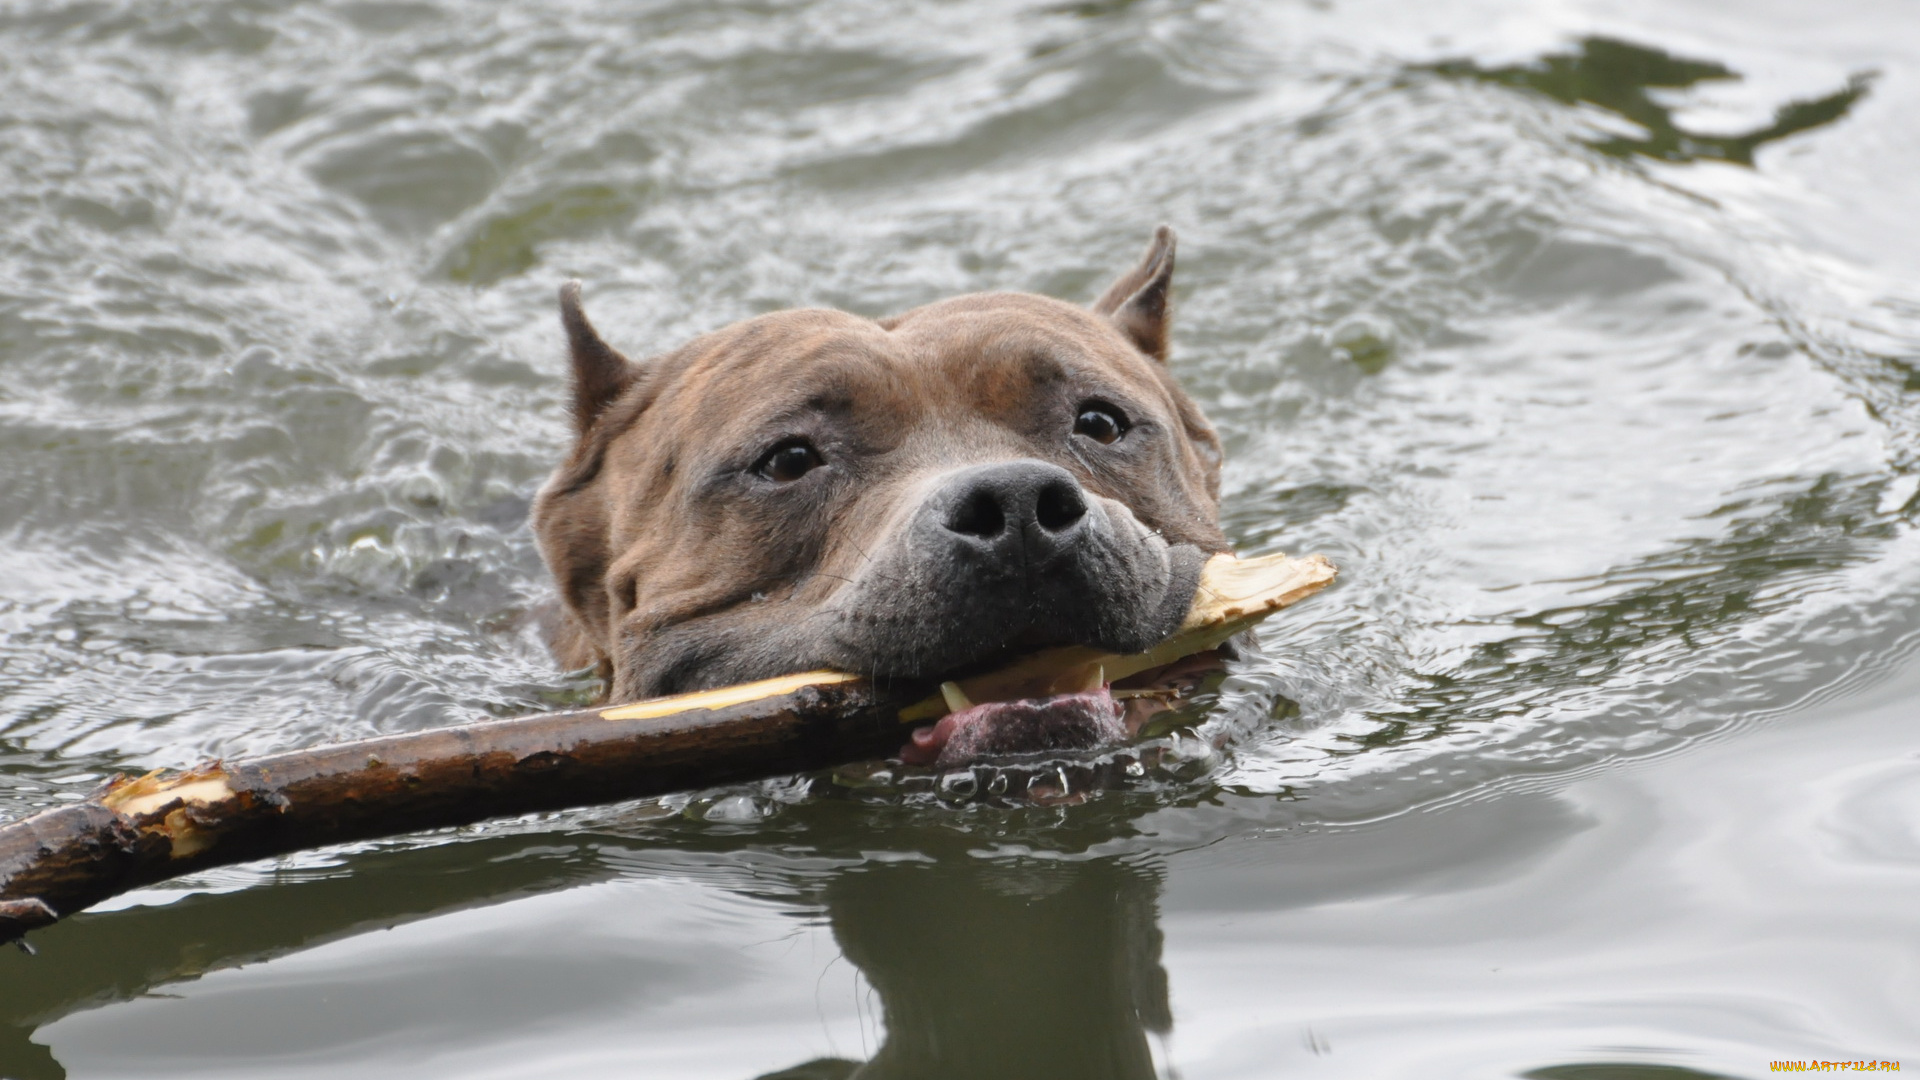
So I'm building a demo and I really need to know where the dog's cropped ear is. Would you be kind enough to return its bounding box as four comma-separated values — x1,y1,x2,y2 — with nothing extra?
1091,225,1176,362
559,280,638,437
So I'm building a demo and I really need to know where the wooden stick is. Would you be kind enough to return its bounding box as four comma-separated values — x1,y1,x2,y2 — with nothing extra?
0,553,1334,944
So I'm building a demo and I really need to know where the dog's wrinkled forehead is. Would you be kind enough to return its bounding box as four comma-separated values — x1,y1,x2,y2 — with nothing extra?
627,292,1172,473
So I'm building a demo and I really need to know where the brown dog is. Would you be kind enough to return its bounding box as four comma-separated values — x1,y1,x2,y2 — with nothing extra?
533,227,1229,763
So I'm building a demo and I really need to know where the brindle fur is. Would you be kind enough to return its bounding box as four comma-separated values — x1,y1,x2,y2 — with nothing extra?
534,227,1230,703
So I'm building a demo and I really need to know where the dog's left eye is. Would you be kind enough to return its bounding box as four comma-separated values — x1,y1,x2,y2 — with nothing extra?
756,439,825,482
1073,403,1129,445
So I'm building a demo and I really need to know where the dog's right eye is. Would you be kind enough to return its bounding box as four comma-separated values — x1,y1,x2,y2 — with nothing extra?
1073,402,1130,445
756,439,825,482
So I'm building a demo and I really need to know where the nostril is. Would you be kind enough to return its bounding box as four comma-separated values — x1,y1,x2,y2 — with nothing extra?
948,488,1007,538
1035,481,1087,533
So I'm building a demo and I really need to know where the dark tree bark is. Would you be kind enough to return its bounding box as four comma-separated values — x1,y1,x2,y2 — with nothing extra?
0,673,895,944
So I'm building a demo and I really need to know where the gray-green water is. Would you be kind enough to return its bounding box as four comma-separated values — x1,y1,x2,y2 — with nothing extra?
3,0,1918,1076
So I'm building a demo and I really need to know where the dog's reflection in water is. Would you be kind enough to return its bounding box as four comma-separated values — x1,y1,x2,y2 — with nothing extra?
757,855,1170,1080
744,662,1238,1079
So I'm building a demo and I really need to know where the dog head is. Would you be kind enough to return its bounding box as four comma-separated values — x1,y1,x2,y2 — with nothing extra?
533,227,1229,705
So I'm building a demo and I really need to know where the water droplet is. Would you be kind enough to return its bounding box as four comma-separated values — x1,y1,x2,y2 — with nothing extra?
938,771,978,800
701,794,767,823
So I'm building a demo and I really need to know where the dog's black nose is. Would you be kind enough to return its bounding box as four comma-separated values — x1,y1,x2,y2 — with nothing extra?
938,461,1090,560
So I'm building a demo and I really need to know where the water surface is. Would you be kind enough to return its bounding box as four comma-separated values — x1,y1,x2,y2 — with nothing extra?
2,0,1917,1075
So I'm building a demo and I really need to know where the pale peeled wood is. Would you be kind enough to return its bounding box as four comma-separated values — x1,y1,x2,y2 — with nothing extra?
599,671,860,721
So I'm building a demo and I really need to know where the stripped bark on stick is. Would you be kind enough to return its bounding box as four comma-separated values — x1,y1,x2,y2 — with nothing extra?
0,552,1334,944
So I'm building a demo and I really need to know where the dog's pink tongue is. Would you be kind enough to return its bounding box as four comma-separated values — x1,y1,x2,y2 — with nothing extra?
900,687,1125,769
